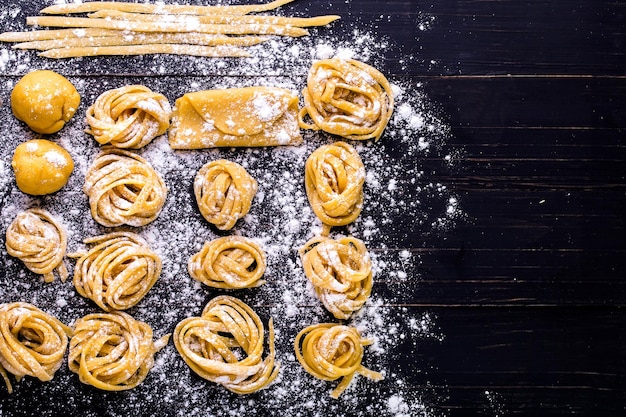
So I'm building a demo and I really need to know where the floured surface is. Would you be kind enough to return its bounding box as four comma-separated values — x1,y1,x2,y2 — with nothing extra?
0,1,461,416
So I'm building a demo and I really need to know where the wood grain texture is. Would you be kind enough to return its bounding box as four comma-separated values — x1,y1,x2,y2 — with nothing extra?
0,0,624,416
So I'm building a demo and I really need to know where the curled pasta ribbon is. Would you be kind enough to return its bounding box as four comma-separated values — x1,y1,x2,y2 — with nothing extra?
5,209,68,283
86,85,171,149
194,159,258,231
299,235,372,319
71,232,162,312
84,147,167,227
0,302,72,394
298,58,394,141
174,295,279,394
294,323,383,399
189,236,266,289
68,311,169,391
305,142,365,232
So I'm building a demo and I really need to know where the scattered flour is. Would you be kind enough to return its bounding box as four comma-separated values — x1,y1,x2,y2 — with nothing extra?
0,1,459,417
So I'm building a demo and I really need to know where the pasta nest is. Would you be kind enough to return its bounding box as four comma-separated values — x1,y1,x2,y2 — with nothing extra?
86,85,171,149
294,323,383,399
304,141,365,230
5,208,68,283
194,159,258,231
0,302,72,394
188,236,266,289
84,147,167,227
71,232,162,312
173,295,279,395
299,235,372,319
68,311,169,391
299,58,394,141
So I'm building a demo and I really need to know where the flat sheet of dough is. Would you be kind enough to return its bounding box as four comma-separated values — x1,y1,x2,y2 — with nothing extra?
168,86,302,149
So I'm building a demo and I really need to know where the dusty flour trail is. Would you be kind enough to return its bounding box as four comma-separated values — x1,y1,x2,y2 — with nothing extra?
0,1,462,416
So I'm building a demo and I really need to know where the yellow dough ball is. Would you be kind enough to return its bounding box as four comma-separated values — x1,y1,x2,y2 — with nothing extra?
11,70,81,134
12,139,74,195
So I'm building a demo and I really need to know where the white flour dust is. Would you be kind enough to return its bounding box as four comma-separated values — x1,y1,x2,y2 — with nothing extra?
0,1,460,416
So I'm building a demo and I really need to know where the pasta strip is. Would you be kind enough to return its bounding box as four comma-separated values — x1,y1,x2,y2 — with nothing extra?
0,28,126,42
299,58,395,141
14,33,268,51
68,311,169,391
86,85,171,149
87,10,340,28
294,323,383,399
39,44,249,58
40,0,297,16
83,147,168,227
299,235,373,319
27,16,310,37
5,209,68,283
194,159,258,231
189,236,266,289
70,232,162,312
0,302,72,394
305,142,366,233
174,296,279,394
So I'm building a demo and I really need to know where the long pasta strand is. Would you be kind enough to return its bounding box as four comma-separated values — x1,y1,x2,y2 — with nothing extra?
40,0,297,16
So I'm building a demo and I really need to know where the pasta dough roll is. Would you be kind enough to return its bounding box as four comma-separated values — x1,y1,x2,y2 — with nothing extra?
71,232,162,312
84,148,167,227
173,295,279,394
169,86,302,149
194,159,258,231
0,302,72,394
189,236,266,289
294,323,383,399
68,311,169,391
299,58,394,141
86,85,171,149
299,235,372,319
305,142,365,231
5,208,68,283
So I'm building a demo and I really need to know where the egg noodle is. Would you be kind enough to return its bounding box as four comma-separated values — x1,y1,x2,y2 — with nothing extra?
69,310,169,391
0,302,72,394
194,159,258,231
86,85,171,149
84,147,168,227
294,323,383,399
70,232,162,312
299,58,395,141
174,295,279,394
5,209,68,283
299,235,373,319
304,141,366,235
189,236,266,289
0,0,339,58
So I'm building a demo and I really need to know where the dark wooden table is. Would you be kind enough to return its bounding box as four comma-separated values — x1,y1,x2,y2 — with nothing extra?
0,1,624,416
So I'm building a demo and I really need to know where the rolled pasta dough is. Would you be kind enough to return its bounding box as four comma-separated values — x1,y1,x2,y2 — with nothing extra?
169,86,302,149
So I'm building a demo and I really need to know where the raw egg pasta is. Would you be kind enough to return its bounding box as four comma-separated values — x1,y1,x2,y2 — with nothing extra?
299,235,373,319
189,236,266,289
194,159,258,231
0,302,72,394
304,141,365,233
173,295,279,395
70,232,162,312
83,147,167,227
299,58,394,141
294,323,383,399
5,208,68,283
0,0,339,58
86,85,171,149
68,311,169,391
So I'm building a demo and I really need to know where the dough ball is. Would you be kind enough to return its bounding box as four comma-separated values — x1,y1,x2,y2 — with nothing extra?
11,70,81,134
12,139,74,195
